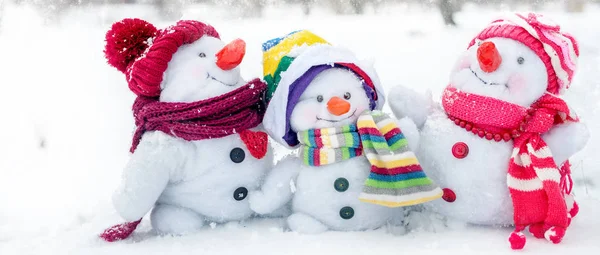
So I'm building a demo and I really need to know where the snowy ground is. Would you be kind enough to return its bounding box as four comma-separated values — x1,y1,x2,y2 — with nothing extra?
1,2,599,255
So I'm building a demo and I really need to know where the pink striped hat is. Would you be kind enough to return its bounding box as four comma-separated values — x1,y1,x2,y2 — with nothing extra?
469,13,579,95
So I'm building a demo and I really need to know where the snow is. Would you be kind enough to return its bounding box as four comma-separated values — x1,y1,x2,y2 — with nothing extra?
0,2,599,254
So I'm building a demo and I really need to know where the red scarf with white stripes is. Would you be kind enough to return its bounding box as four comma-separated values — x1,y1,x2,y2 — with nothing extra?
442,86,578,244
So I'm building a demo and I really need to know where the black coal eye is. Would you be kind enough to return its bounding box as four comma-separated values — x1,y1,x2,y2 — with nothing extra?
199,52,206,58
230,147,245,163
517,57,525,65
477,40,482,46
317,95,324,102
344,92,351,100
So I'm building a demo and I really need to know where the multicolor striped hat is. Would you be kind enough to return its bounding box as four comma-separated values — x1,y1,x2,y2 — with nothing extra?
262,30,329,102
470,12,579,95
262,30,386,147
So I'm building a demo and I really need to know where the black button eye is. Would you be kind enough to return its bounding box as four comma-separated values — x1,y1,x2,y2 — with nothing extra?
199,52,206,58
230,147,245,163
317,95,324,103
344,92,351,100
517,57,525,65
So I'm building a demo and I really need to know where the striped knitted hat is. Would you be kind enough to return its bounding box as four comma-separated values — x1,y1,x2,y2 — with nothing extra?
105,18,220,97
469,12,579,95
261,30,385,147
263,30,330,102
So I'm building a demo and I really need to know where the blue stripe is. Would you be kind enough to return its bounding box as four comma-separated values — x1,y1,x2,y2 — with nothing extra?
262,30,301,51
360,134,387,144
350,132,360,147
262,37,282,52
349,148,356,158
307,148,314,166
368,171,426,182
387,133,405,146
309,129,317,147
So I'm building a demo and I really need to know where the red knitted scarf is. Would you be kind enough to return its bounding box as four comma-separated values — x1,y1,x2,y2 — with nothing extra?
442,86,578,247
130,78,267,152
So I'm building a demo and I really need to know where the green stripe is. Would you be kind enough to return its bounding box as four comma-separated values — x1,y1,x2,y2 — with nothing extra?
303,146,310,165
341,148,350,160
362,140,388,149
343,132,353,147
303,131,311,146
364,177,432,189
266,56,295,102
389,138,408,151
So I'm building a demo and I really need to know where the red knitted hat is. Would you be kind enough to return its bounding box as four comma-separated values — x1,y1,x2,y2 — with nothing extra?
104,18,220,97
468,13,579,95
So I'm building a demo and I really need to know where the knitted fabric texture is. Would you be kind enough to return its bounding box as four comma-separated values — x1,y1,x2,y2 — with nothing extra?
469,12,578,95
105,18,220,97
296,125,363,166
130,79,266,152
262,30,329,102
442,85,579,249
357,111,443,207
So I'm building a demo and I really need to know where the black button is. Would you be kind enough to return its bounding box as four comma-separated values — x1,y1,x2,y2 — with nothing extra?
339,206,354,220
334,178,349,192
233,187,248,201
230,148,245,163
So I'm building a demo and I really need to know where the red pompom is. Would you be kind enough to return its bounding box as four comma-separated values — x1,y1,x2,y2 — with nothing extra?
509,231,526,250
104,18,158,73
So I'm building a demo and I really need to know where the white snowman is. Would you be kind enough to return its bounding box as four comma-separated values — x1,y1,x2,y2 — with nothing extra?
388,13,589,249
249,30,441,234
100,19,273,241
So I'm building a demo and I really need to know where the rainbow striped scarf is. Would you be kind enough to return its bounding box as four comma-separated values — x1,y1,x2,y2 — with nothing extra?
357,110,443,207
297,125,363,166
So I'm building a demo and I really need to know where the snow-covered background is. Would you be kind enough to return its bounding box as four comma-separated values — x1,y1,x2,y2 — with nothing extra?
0,1,599,254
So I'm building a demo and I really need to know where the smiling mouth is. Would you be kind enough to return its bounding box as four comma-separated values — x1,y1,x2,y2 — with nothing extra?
207,73,237,87
316,109,357,123
469,68,507,87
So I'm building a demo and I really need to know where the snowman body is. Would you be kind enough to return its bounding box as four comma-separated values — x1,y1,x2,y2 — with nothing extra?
290,156,399,232
417,110,515,225
153,129,272,221
112,34,274,235
389,37,588,226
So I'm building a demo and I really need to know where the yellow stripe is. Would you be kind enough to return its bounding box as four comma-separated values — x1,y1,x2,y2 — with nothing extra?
263,30,329,77
359,194,443,207
379,122,397,135
357,119,377,129
320,148,328,164
322,132,331,147
365,157,419,168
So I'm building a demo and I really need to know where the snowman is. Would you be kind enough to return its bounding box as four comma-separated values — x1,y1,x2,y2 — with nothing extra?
388,13,589,249
249,30,442,234
99,19,272,241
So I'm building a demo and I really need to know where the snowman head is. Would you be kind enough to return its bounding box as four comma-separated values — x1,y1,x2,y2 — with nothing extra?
261,30,384,147
450,13,579,107
105,19,245,102
290,68,373,131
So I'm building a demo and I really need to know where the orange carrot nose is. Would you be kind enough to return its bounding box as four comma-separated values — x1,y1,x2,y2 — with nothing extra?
216,38,246,70
477,41,502,73
327,96,351,116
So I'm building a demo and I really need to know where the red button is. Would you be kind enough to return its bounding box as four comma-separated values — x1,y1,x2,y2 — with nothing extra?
452,142,469,159
442,188,456,203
